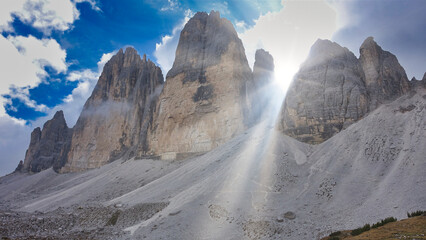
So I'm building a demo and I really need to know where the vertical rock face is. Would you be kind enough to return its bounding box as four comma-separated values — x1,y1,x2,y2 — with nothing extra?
62,48,164,172
280,39,369,144
22,111,72,173
148,11,253,159
280,37,414,144
249,49,275,124
359,37,410,109
253,49,274,86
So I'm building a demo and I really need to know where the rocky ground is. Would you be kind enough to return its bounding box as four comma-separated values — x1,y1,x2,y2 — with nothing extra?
0,202,168,239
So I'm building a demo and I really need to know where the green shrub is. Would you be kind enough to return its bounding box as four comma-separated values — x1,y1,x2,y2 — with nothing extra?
371,217,397,228
407,210,424,218
351,223,370,236
329,231,341,237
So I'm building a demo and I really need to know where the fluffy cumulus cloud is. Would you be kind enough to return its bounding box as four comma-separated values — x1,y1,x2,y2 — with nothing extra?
0,51,112,176
239,0,337,91
154,10,193,76
0,35,66,116
0,0,100,34
0,0,101,176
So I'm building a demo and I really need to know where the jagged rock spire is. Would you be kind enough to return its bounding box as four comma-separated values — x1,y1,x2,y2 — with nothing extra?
61,47,164,172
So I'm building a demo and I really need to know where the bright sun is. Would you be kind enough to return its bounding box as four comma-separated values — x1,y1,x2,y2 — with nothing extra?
273,64,298,93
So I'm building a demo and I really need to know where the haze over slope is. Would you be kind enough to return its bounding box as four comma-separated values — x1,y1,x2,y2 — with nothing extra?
1,87,424,239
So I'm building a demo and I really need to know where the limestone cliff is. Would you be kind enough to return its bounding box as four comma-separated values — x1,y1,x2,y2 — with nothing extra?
61,48,163,172
359,37,410,109
280,39,368,144
249,49,275,124
253,49,274,86
280,37,415,144
148,11,253,159
21,111,72,173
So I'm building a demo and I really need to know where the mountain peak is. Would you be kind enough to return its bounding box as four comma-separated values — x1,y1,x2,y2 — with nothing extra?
124,46,138,56
52,110,65,120
359,36,410,108
361,36,377,46
166,10,241,81
254,49,274,72
302,38,356,71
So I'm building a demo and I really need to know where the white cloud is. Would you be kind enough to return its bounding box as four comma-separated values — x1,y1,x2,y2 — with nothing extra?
160,0,179,11
239,0,337,91
0,0,26,32
97,52,115,71
0,50,112,176
6,87,49,113
0,115,31,176
210,1,230,15
0,0,102,176
74,0,101,12
154,10,193,76
0,0,100,34
0,35,66,117
235,20,247,31
0,0,100,116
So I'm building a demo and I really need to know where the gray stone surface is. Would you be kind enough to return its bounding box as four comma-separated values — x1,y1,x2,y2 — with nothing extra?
360,37,410,109
253,49,274,86
410,73,426,89
21,111,72,173
167,11,247,82
280,39,368,144
249,48,275,124
148,11,253,157
280,37,416,144
62,48,164,172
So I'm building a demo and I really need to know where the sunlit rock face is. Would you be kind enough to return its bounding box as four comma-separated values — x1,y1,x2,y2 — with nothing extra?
280,39,369,144
148,11,253,159
280,37,414,144
62,48,163,172
249,49,275,124
22,111,72,173
359,37,410,109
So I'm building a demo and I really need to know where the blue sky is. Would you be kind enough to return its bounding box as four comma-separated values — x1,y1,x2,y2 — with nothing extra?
0,0,425,176
1,0,282,121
